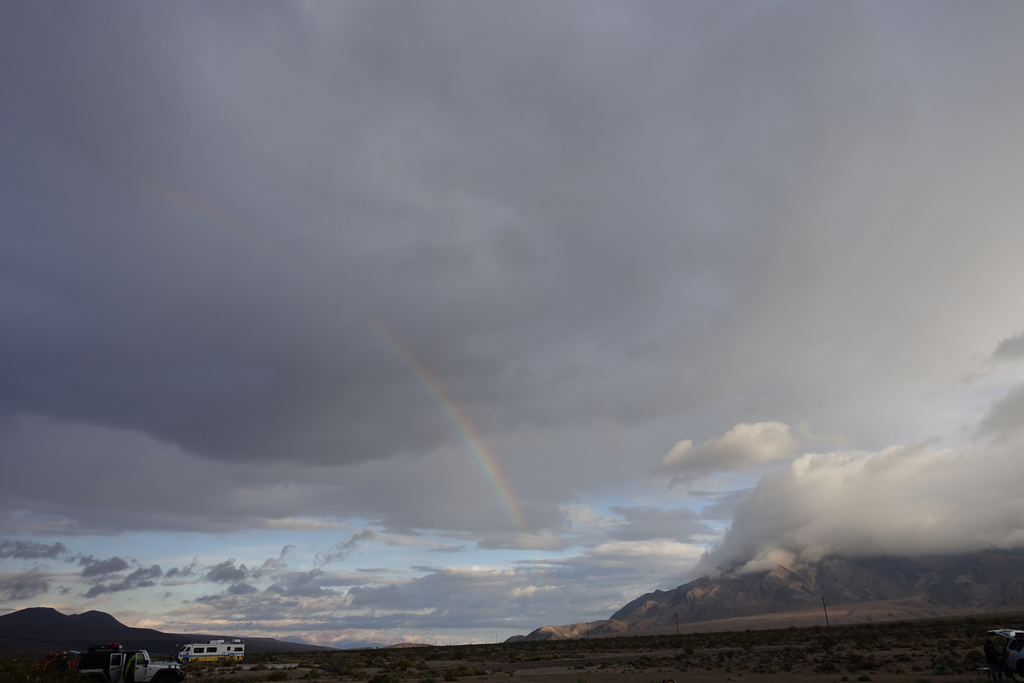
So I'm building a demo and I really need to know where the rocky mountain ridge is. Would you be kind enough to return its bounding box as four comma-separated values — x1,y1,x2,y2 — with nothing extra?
508,549,1024,641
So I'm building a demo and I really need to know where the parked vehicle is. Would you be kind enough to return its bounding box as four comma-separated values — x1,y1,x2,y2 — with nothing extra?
176,639,245,663
988,629,1024,676
79,643,185,683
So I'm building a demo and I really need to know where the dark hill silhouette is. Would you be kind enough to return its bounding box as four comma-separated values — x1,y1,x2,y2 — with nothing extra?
0,607,334,656
508,548,1024,641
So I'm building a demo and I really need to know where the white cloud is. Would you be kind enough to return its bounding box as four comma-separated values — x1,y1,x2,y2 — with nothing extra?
655,422,797,486
700,435,1024,575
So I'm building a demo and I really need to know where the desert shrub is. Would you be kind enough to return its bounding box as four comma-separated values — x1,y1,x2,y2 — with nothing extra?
331,662,354,676
304,668,321,679
1,656,84,683
857,676,871,682
814,662,838,673
369,674,402,683
266,670,289,682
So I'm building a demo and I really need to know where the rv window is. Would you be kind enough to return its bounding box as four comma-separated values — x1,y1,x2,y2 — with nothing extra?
236,647,243,652
194,648,205,654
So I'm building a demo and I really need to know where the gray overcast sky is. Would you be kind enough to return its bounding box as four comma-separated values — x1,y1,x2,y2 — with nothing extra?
3,1,1024,646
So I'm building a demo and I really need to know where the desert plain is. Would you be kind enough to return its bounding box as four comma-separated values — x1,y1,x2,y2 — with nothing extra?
163,609,1024,683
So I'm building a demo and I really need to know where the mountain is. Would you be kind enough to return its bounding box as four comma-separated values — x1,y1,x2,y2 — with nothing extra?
0,607,335,656
508,549,1024,641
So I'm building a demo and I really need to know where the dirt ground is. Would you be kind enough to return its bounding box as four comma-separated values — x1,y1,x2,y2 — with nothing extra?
191,612,1021,683
200,655,994,683
200,663,991,683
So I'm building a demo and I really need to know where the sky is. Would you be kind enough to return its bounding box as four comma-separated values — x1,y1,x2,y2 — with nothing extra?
2,0,1024,648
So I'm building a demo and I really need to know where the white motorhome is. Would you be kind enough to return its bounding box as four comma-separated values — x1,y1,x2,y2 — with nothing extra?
176,640,245,663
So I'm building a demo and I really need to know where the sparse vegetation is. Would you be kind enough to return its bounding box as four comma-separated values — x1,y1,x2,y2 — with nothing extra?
0,655,82,683
4,609,1019,683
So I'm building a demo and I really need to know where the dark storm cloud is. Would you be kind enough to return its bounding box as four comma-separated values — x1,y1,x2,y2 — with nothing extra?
2,0,1024,577
164,561,199,580
0,571,51,602
993,332,1024,361
0,416,567,536
316,530,376,566
266,570,333,598
0,539,67,560
5,0,1005,475
205,560,248,584
83,565,162,598
80,556,131,577
4,0,697,467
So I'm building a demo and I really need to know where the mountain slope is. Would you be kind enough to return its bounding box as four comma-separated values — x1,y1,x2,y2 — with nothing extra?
0,607,334,656
611,550,1024,627
509,549,1024,641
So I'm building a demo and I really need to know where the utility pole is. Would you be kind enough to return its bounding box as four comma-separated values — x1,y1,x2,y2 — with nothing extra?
675,613,679,636
821,595,830,628
586,622,590,640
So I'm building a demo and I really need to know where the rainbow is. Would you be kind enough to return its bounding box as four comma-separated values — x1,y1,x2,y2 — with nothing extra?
136,177,534,536
372,322,528,533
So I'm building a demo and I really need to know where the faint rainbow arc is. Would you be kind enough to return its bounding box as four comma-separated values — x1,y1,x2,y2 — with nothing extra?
372,323,528,533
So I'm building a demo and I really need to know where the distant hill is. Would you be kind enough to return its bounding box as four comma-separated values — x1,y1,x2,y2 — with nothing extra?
508,549,1024,641
0,607,335,656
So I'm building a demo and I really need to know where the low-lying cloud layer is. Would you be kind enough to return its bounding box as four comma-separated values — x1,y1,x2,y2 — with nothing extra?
691,387,1024,575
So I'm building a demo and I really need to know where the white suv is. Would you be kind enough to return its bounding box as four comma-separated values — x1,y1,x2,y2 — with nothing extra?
988,629,1024,675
